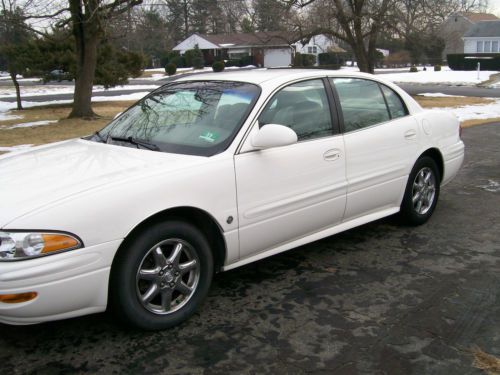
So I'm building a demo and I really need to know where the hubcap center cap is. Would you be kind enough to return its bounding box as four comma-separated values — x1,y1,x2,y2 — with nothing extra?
162,270,174,282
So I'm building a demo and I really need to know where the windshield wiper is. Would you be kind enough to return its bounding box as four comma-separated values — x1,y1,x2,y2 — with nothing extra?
109,136,160,151
93,130,106,143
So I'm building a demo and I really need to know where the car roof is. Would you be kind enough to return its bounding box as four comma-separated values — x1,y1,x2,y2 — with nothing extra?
175,68,377,85
173,68,423,115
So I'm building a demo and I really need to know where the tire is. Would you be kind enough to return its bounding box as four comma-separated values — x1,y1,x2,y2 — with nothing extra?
109,221,213,330
400,156,440,226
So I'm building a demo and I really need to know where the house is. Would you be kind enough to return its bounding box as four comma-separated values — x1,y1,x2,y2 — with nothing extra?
463,20,500,53
292,34,346,65
173,32,296,68
441,12,499,57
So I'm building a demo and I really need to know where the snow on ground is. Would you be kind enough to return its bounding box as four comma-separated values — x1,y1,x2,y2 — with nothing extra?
0,144,34,152
382,66,498,86
1,120,58,130
0,84,158,98
0,112,22,121
417,93,465,98
431,99,500,122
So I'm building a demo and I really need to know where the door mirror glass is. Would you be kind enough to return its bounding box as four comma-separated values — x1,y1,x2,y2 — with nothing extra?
251,124,298,150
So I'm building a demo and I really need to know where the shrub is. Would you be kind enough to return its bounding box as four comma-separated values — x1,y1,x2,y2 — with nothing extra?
434,64,441,71
318,52,347,66
293,52,302,67
212,60,224,72
191,44,204,69
447,53,500,70
384,51,411,67
301,53,316,67
409,65,418,72
165,63,176,76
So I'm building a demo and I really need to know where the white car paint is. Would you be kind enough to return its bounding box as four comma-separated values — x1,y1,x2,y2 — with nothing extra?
0,69,464,324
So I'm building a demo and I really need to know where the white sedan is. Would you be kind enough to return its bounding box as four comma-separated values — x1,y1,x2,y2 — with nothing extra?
0,70,464,330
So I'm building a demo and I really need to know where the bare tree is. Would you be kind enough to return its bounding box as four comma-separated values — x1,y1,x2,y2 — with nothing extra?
289,0,394,73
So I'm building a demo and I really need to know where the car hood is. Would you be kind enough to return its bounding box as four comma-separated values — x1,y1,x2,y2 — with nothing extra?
0,139,204,228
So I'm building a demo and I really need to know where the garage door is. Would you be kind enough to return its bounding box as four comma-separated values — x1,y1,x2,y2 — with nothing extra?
263,48,292,68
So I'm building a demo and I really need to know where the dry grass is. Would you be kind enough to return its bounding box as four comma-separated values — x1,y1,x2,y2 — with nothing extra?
413,95,500,129
413,95,495,108
479,72,500,88
0,101,134,149
461,118,500,128
471,347,500,375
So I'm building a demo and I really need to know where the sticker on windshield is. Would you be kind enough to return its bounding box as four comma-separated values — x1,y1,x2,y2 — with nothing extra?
199,131,219,143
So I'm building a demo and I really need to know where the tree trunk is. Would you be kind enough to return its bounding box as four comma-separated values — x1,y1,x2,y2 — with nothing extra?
68,0,98,119
352,44,374,74
69,36,99,118
10,72,22,110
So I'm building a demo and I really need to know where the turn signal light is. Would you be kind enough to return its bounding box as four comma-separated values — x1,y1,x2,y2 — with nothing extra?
41,234,80,253
0,292,38,304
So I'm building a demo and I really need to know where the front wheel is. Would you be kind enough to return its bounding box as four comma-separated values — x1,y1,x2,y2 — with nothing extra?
110,221,213,330
400,156,440,225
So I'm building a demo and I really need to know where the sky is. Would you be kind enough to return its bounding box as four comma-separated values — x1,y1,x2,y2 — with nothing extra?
490,0,500,15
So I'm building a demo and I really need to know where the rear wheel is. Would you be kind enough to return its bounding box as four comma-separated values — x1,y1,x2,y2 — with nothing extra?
400,156,440,225
110,221,213,330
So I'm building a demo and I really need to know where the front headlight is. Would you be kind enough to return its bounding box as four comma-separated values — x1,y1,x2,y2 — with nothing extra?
0,231,82,260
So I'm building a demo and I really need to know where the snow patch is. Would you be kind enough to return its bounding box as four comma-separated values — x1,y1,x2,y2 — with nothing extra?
429,98,500,122
0,144,33,152
382,67,497,86
0,112,22,121
0,84,158,99
2,120,58,130
418,93,465,98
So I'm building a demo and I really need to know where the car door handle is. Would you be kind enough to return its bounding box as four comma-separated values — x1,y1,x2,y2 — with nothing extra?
323,149,341,161
404,129,417,139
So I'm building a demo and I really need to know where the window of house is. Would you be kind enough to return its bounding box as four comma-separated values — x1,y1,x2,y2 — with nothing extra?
477,41,484,53
492,41,499,53
258,79,333,141
484,41,491,53
331,78,391,132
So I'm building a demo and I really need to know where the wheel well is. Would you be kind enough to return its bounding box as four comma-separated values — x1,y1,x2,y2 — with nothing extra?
420,148,444,182
115,207,227,273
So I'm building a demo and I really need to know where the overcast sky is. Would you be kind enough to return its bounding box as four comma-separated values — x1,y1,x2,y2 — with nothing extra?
490,0,500,14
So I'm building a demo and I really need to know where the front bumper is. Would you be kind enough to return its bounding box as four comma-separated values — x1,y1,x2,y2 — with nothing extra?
0,239,122,325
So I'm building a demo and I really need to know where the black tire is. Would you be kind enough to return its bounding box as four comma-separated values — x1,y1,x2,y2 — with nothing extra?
400,156,440,226
110,221,213,330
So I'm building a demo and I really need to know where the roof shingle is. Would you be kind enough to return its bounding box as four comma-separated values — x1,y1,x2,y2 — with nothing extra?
461,12,499,23
199,32,298,47
464,20,500,37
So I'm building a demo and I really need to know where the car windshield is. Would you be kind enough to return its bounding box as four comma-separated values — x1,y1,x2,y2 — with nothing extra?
94,81,261,156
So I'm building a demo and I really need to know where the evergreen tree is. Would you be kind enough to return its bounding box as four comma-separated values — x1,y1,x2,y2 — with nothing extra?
0,7,38,110
191,44,204,69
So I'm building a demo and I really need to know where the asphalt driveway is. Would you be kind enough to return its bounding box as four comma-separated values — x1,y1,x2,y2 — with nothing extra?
0,123,499,375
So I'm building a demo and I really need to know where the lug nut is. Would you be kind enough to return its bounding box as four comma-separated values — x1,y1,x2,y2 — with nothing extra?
169,282,175,288
160,282,165,287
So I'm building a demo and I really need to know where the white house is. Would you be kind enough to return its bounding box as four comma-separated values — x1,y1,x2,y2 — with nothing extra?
463,20,500,53
173,32,294,68
292,35,345,65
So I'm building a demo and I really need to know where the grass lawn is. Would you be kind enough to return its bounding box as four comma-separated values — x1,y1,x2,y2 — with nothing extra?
0,101,134,152
0,96,498,155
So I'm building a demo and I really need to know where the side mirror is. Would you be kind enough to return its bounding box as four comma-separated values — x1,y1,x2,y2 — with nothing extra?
251,124,298,150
